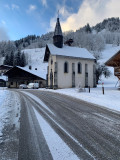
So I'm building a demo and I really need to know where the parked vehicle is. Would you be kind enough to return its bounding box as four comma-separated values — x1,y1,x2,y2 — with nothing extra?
27,83,39,89
19,84,27,89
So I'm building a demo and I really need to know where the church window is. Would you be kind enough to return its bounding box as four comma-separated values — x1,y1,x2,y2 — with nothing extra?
78,62,82,73
64,62,68,73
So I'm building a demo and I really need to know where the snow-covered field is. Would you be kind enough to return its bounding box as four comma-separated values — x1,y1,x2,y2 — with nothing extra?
22,48,47,79
99,44,120,64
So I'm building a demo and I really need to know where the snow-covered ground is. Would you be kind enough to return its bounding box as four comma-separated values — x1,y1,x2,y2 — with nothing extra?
99,44,120,63
0,89,9,136
0,88,21,159
0,88,20,137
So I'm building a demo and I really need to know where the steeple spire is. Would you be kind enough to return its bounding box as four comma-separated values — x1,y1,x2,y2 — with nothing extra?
53,16,63,48
58,10,59,19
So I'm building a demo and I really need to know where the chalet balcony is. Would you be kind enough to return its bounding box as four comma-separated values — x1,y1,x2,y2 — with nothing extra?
114,67,120,78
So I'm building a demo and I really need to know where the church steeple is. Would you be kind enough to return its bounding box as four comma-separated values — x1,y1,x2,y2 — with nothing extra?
53,17,63,48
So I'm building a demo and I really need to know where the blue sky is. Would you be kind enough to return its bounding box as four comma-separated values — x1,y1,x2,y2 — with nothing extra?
0,0,82,40
0,0,120,41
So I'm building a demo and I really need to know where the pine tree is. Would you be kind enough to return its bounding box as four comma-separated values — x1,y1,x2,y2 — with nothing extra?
20,53,26,67
4,54,9,65
13,50,21,66
85,23,92,33
9,51,14,66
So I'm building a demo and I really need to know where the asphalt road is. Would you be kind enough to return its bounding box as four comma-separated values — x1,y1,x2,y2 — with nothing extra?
17,90,120,160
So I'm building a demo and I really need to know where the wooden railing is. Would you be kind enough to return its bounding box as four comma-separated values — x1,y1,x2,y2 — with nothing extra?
114,67,120,76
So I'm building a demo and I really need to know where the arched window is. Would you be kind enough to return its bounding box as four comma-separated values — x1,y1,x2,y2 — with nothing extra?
78,62,82,73
64,62,68,73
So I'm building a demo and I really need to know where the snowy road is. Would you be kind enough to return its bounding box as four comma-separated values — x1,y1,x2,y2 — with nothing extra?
17,90,120,160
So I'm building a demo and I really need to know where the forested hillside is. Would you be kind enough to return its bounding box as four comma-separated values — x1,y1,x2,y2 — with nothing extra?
0,17,120,66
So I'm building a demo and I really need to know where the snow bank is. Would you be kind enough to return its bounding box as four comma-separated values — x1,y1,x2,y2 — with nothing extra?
0,89,20,138
0,89,10,136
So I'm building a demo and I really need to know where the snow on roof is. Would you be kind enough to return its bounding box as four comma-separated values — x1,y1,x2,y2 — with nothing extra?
17,66,46,80
47,44,95,60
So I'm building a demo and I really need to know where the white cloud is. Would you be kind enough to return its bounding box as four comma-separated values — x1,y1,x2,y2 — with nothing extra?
27,5,37,13
1,20,6,25
4,4,19,10
0,27,9,41
50,0,120,32
12,4,19,10
41,0,47,7
49,5,71,31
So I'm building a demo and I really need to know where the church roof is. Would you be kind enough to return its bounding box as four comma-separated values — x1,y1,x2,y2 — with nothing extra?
54,18,62,36
44,44,95,61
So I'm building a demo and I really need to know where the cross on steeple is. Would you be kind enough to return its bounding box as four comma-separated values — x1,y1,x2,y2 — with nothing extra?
58,10,59,18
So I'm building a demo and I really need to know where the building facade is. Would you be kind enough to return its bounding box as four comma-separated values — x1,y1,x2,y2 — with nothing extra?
46,54,96,89
44,18,96,89
5,66,46,88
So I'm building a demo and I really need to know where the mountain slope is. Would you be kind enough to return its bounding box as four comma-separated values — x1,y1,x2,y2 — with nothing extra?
22,48,47,79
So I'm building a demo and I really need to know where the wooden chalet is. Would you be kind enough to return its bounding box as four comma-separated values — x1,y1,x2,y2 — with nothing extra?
105,50,120,80
4,66,46,88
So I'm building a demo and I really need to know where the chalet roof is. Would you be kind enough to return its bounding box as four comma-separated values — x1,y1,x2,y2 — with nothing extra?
18,66,46,79
44,44,95,62
105,50,120,67
5,66,46,80
54,18,62,36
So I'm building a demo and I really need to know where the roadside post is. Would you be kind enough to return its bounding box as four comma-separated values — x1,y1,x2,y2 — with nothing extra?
89,86,90,93
102,82,104,95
